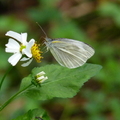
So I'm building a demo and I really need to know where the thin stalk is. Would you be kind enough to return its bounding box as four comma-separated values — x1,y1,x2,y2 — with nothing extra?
0,66,13,90
0,83,33,111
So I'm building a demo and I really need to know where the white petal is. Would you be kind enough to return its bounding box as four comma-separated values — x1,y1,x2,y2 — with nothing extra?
38,76,48,83
28,39,35,47
23,39,35,57
20,57,30,61
38,76,45,80
42,76,48,82
5,31,22,43
21,33,27,45
8,53,22,66
21,58,33,67
22,49,32,58
5,38,20,53
5,38,20,48
37,71,45,76
5,48,19,53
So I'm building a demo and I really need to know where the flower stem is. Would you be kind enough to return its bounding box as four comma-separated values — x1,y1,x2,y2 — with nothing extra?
0,83,33,111
0,66,13,90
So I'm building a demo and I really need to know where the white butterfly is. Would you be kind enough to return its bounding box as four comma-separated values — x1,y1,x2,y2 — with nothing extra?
44,37,95,68
37,24,95,68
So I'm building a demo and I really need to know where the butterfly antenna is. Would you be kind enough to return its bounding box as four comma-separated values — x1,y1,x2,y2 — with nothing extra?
36,22,48,38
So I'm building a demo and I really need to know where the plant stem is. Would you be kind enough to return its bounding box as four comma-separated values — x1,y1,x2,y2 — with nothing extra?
0,66,13,90
0,83,33,111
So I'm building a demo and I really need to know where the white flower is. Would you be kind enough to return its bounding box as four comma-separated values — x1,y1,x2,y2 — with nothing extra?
36,71,48,83
20,57,33,67
5,31,35,66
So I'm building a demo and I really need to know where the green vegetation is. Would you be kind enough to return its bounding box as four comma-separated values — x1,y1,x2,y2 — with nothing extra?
0,0,120,120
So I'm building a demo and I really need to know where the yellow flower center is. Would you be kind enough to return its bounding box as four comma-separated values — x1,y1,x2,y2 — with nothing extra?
20,45,26,52
31,43,43,63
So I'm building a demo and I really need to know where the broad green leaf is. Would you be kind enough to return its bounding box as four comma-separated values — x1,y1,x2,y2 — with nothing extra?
13,108,50,120
20,64,102,100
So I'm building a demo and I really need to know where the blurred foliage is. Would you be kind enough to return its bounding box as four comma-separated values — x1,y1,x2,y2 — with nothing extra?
0,15,28,32
13,108,50,120
0,0,120,120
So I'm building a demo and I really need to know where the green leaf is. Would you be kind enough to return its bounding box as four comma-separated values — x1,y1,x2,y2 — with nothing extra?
13,108,50,120
20,64,102,100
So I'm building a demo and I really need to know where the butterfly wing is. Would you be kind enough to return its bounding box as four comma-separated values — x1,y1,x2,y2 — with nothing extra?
57,38,95,58
46,38,95,68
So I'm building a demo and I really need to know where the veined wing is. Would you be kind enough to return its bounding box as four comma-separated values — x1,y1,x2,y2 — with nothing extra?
49,40,94,68
51,38,95,58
